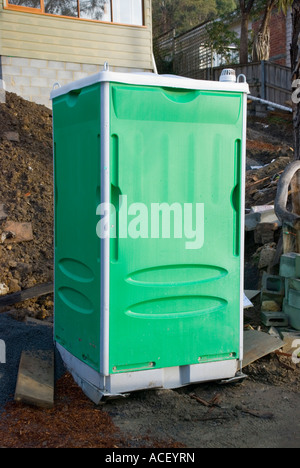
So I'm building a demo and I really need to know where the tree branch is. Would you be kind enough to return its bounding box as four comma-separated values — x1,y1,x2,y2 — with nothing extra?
245,0,255,14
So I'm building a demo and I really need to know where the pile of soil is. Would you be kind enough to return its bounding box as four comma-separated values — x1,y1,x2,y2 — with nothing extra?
0,92,54,321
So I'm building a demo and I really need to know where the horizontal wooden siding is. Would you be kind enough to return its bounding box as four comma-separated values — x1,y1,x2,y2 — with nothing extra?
0,0,153,70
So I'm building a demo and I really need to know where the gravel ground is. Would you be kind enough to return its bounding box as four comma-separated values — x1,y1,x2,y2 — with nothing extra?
0,313,64,411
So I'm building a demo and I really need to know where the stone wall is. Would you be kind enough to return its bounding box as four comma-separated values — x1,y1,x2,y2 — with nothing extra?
0,56,146,108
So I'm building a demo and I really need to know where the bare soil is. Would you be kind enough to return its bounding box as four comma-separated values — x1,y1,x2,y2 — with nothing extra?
0,92,54,321
0,92,300,448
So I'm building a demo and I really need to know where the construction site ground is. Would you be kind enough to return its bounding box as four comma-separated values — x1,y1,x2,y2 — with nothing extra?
0,92,300,449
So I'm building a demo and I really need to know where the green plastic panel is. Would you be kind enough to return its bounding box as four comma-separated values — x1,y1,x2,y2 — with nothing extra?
53,79,245,376
53,84,101,371
109,83,244,374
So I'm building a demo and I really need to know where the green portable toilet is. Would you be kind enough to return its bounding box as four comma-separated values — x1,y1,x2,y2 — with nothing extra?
51,68,249,403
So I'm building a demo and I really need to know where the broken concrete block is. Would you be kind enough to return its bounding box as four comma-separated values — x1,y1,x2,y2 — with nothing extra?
262,272,285,295
254,223,278,244
283,301,300,331
261,289,284,309
288,289,300,309
280,253,300,279
257,244,276,269
245,212,260,231
2,221,33,243
261,311,289,327
287,277,300,293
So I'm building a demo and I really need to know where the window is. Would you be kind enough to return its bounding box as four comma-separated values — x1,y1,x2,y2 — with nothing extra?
80,0,111,22
112,0,143,26
8,0,41,8
6,0,144,25
44,0,79,18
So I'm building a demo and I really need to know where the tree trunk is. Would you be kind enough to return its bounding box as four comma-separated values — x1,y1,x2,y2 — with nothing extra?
239,0,255,64
252,1,276,62
252,29,271,62
240,12,250,63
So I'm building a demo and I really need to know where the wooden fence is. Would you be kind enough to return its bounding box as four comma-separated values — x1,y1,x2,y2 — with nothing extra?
154,29,292,107
213,61,292,107
154,25,214,80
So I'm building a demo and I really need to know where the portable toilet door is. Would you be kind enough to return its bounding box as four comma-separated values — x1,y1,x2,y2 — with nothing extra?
51,69,249,403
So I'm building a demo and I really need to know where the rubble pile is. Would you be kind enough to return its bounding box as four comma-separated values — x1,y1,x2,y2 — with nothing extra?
244,113,300,340
244,113,294,279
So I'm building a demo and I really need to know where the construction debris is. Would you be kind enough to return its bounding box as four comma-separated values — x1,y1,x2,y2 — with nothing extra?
257,253,300,331
14,350,54,409
244,292,254,309
280,330,300,355
255,243,277,270
236,406,274,420
244,290,260,301
0,282,53,308
189,393,222,408
1,221,33,244
245,205,281,230
243,329,284,368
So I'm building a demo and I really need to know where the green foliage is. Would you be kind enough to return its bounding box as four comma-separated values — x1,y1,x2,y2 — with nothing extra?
246,0,293,20
277,0,293,15
152,0,237,36
205,18,240,64
216,0,238,16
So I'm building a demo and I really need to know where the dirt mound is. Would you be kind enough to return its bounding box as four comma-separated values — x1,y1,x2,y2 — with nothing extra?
0,92,54,320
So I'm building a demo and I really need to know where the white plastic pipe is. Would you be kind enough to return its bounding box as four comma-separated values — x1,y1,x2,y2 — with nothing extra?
248,95,292,113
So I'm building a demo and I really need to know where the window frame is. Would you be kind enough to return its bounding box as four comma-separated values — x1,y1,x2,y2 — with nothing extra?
5,0,43,14
4,0,146,27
